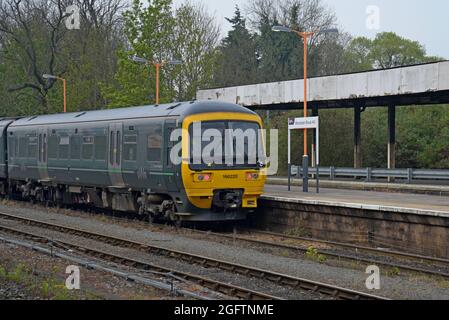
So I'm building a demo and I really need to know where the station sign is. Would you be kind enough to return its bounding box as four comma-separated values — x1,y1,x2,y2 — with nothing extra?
288,117,319,130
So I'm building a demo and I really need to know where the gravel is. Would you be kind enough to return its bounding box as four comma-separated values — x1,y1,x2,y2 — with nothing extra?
0,279,36,300
0,219,324,300
0,201,448,300
0,240,190,300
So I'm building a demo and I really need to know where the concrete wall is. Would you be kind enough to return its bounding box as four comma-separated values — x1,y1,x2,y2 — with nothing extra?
197,61,449,107
253,198,449,259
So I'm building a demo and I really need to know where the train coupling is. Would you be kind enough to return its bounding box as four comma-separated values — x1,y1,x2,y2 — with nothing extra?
212,189,243,211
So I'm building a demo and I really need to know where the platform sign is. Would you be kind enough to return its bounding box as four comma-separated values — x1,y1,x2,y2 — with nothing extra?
288,117,320,166
288,117,319,130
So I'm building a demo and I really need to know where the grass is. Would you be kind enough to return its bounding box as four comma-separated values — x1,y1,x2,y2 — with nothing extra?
385,267,401,277
0,262,77,300
305,246,327,263
285,227,311,238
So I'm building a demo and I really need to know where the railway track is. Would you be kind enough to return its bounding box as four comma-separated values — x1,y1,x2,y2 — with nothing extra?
0,234,215,301
107,216,449,280
0,223,279,301
80,208,449,279
0,211,386,300
221,229,449,279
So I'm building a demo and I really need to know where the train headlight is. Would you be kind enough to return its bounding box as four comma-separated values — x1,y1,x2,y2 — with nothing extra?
194,173,212,182
246,173,259,181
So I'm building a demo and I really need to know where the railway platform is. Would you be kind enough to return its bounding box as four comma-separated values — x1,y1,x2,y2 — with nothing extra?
263,184,449,217
267,177,449,197
257,184,449,259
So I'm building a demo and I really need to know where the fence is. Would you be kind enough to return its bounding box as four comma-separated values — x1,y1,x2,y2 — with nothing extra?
290,166,449,184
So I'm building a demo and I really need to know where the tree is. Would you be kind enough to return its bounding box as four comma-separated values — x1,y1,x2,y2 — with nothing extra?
171,2,220,101
103,0,220,107
346,32,443,71
247,0,344,81
0,0,126,115
344,36,373,71
102,0,175,108
214,6,258,87
0,0,69,113
62,0,126,111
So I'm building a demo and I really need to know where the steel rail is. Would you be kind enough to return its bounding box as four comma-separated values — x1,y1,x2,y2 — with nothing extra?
185,228,449,279
244,229,449,265
0,235,212,300
0,212,387,300
0,223,280,301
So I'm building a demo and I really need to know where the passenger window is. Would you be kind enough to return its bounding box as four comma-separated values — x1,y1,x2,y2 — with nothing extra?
18,137,27,158
124,134,137,161
116,131,121,165
147,125,162,162
94,136,107,161
70,136,81,159
47,135,58,159
43,134,47,161
8,137,15,159
58,135,69,159
38,134,42,162
28,136,38,159
109,131,114,165
82,136,94,160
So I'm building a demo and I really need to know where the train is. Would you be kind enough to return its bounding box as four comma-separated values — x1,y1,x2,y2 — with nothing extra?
0,101,267,223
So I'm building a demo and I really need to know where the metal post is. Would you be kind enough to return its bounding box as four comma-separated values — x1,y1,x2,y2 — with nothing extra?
407,168,413,184
388,104,396,182
316,165,320,194
311,107,318,168
155,63,161,105
62,78,67,113
288,128,291,191
303,155,309,193
266,110,271,129
354,106,362,168
366,167,372,182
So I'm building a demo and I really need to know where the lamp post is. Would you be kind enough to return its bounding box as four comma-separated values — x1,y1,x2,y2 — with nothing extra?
130,55,182,105
272,26,338,192
43,74,67,113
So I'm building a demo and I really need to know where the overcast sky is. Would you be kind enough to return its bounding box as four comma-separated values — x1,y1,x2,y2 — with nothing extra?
173,0,449,58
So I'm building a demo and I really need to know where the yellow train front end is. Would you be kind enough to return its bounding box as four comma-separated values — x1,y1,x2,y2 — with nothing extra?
180,112,267,222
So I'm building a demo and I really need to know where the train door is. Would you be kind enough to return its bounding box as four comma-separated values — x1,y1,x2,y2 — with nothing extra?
164,119,179,192
108,123,124,187
37,128,49,181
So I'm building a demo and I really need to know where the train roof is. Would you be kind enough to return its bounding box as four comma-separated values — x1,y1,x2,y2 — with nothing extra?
9,101,256,127
0,119,15,128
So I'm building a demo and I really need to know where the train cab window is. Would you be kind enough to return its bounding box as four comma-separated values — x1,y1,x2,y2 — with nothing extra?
48,135,58,159
70,136,81,159
147,125,162,162
82,136,94,160
124,134,137,161
94,136,107,161
58,135,69,159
